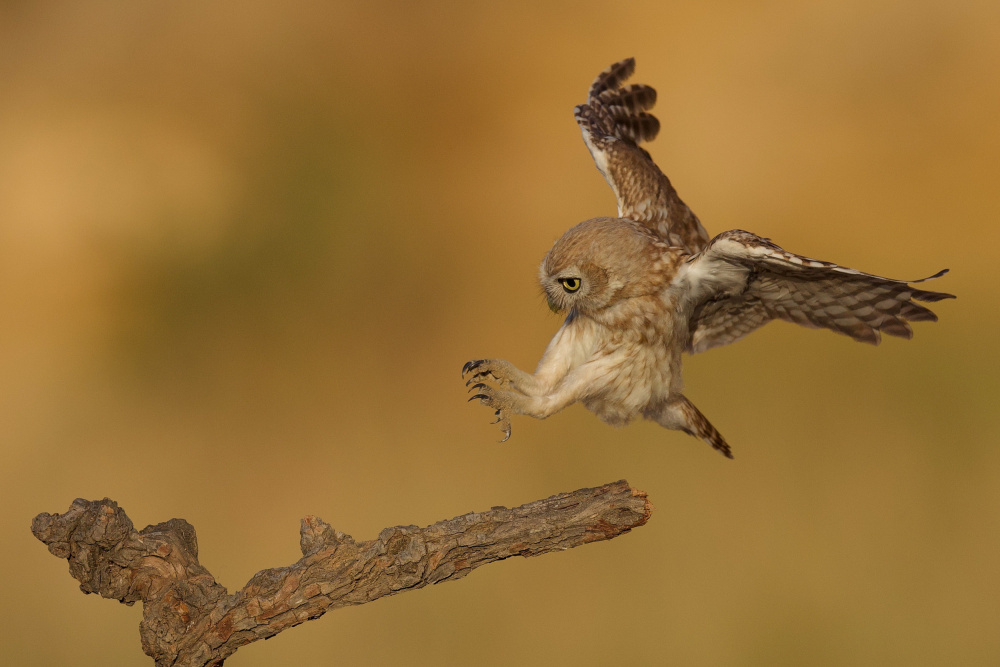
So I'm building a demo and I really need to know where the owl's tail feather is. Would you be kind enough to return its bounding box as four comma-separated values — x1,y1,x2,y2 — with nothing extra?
650,395,733,459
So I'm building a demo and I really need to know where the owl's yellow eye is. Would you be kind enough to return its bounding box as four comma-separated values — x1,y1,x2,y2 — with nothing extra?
559,277,581,293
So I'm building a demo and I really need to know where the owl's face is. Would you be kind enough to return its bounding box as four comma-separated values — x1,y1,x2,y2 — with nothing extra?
539,217,662,314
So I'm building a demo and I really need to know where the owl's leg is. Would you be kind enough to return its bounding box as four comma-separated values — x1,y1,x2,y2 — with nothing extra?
464,361,593,442
463,321,589,440
648,396,733,459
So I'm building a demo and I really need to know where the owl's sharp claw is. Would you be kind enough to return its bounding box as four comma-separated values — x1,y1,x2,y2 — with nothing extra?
467,382,488,393
499,424,511,443
469,393,490,402
462,360,483,378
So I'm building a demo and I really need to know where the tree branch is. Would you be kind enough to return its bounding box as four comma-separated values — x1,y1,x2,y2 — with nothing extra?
32,480,652,666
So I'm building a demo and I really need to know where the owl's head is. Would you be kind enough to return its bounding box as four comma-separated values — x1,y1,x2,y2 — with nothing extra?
539,217,660,314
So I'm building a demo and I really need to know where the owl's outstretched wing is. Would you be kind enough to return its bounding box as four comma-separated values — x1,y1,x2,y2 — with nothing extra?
575,58,709,253
679,230,955,354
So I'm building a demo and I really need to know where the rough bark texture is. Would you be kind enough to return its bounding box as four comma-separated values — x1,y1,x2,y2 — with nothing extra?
32,480,652,666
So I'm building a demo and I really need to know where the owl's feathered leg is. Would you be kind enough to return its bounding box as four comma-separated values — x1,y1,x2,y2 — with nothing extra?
648,396,733,459
462,355,594,442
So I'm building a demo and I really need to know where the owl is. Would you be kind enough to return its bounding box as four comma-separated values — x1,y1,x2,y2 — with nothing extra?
463,58,953,458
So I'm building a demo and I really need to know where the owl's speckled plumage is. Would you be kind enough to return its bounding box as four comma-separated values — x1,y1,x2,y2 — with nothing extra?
464,59,954,458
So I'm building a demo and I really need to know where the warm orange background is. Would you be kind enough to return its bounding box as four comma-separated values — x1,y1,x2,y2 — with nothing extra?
2,2,997,664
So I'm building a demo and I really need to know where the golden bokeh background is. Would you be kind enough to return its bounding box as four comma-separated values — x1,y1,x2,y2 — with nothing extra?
2,1,998,664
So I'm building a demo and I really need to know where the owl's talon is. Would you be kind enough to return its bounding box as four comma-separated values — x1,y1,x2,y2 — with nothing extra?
469,393,490,402
462,360,518,389
467,382,488,393
462,360,484,378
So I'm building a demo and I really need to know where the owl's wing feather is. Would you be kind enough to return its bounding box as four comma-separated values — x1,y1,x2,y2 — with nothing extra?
681,230,955,354
575,58,710,253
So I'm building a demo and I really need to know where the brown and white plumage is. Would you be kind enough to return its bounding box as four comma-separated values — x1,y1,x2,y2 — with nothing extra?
464,59,954,458
682,230,952,353
575,58,709,253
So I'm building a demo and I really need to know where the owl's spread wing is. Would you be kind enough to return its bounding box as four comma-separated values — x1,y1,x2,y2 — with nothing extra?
680,230,955,354
575,58,709,253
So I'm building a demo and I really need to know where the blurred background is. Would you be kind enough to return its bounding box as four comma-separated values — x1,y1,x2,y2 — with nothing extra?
2,1,998,664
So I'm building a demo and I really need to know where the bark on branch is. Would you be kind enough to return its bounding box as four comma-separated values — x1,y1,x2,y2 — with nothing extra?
32,480,652,666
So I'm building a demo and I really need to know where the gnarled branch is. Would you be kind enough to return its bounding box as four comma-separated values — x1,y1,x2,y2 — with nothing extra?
32,480,652,666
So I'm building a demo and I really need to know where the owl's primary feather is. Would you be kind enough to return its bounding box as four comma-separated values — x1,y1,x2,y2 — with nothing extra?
464,59,953,458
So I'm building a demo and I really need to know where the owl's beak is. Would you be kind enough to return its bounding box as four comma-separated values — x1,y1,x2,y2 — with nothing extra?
546,297,562,314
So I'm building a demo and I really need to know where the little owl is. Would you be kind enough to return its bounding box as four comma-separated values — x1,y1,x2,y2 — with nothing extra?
463,58,953,458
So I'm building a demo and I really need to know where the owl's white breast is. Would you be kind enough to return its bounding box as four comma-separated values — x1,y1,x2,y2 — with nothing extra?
571,296,684,426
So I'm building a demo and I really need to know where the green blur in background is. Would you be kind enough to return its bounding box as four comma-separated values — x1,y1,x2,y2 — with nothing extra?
1,1,998,664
